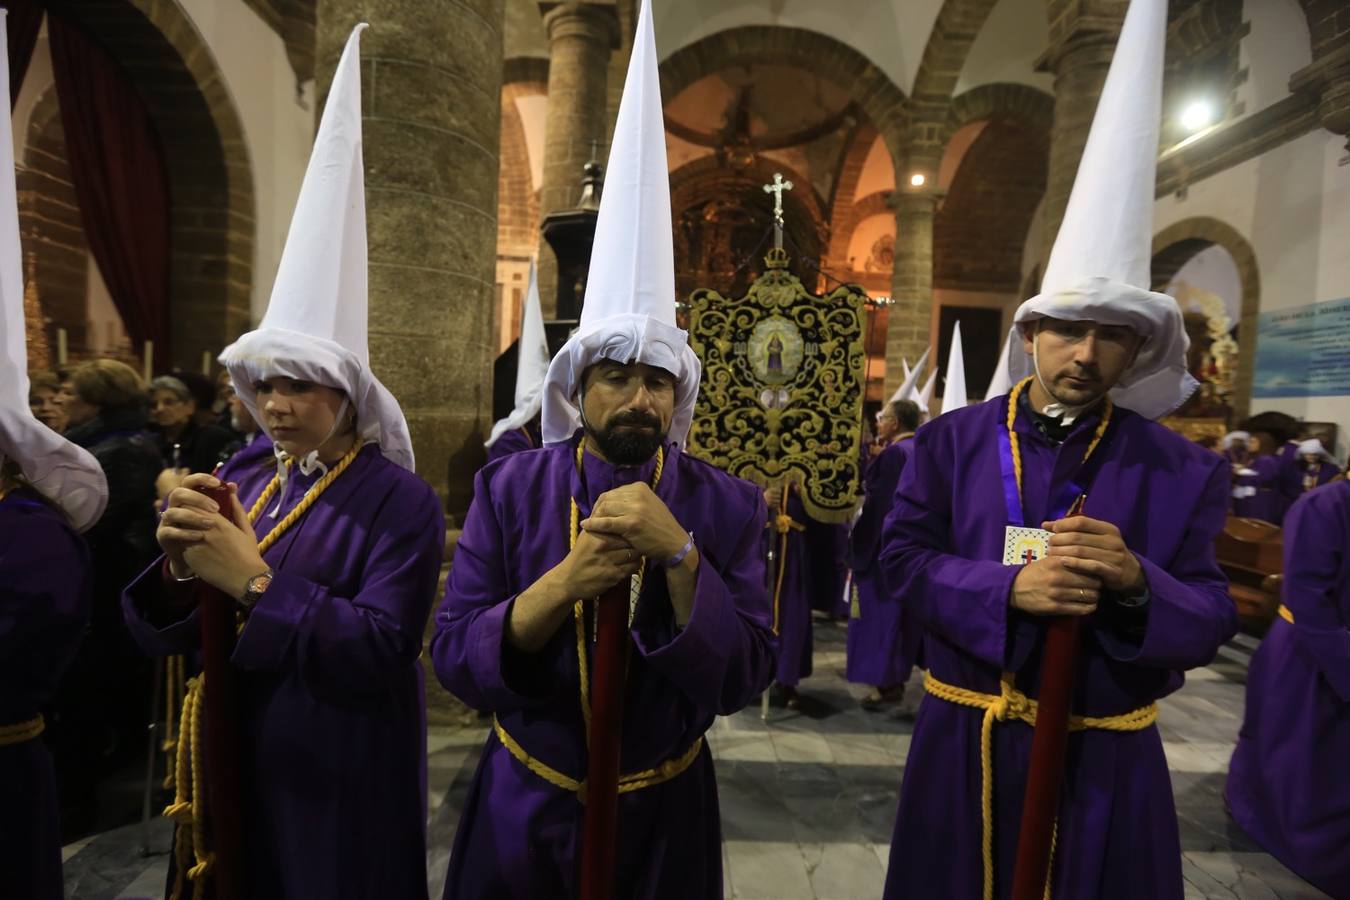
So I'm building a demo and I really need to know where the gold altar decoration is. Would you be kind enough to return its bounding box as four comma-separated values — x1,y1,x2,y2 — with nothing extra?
685,247,867,523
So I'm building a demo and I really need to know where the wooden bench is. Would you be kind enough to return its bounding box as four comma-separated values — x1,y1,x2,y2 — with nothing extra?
1214,517,1282,633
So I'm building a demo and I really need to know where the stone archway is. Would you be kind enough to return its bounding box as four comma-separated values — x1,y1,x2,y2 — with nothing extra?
56,0,256,371
17,83,90,367
658,26,909,166
944,82,1054,147
1152,217,1261,418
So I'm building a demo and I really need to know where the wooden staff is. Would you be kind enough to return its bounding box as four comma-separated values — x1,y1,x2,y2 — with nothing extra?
578,579,631,900
1009,495,1087,900
195,483,247,899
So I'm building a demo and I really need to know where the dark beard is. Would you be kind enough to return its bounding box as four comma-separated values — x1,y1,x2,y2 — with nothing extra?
588,411,666,465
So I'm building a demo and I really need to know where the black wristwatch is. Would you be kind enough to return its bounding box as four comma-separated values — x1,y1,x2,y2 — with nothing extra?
240,569,274,611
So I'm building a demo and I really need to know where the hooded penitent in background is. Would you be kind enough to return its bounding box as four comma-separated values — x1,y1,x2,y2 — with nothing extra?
0,10,105,898
940,321,968,417
432,0,774,895
485,258,548,461
1227,473,1350,898
122,25,445,898
878,2,1237,897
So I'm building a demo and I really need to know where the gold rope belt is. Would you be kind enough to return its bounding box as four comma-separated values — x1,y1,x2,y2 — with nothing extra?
0,715,43,746
923,670,1159,900
492,716,703,804
1278,604,1294,624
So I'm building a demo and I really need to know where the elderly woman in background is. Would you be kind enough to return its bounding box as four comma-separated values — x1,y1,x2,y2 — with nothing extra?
49,358,163,829
27,371,65,433
147,374,234,498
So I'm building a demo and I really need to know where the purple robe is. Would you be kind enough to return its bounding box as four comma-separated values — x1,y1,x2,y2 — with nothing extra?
122,442,445,899
847,438,918,687
432,435,775,899
1226,481,1350,898
485,424,540,464
0,490,91,900
880,397,1236,900
770,492,813,686
1233,455,1283,523
805,517,850,618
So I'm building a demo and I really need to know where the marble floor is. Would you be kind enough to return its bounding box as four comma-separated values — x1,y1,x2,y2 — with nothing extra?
62,622,1330,900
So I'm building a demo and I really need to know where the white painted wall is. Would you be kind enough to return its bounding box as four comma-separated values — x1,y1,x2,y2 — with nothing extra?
179,0,315,325
1153,128,1350,447
954,0,1052,96
1237,0,1310,120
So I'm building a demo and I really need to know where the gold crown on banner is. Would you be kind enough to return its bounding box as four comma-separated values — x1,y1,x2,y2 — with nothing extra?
764,247,790,269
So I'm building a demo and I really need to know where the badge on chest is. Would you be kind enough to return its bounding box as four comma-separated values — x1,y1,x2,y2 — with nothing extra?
1003,525,1052,566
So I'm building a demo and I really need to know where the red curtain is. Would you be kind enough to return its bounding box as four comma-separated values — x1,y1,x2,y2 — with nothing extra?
47,12,170,365
4,1,43,109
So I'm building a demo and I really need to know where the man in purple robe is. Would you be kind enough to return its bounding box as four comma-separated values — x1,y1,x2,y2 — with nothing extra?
433,2,773,892
1226,480,1350,898
882,4,1235,896
485,418,541,463
433,357,774,898
882,315,1235,898
847,398,920,709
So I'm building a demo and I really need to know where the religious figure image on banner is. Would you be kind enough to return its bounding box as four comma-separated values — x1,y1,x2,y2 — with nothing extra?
748,316,804,384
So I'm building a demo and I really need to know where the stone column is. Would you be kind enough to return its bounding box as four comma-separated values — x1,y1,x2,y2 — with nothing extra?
1038,22,1119,255
884,189,937,398
537,0,619,314
315,0,505,518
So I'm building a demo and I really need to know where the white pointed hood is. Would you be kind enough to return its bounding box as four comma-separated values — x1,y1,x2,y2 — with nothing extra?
941,321,968,415
486,258,549,447
0,11,106,532
985,0,1193,419
917,368,938,408
219,24,414,470
540,0,700,445
887,347,929,405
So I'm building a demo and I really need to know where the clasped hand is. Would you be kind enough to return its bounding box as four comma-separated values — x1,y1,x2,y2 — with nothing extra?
157,472,268,601
1010,515,1144,617
558,483,688,599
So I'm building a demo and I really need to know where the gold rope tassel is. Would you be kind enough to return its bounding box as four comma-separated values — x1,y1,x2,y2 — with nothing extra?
923,671,1157,900
164,676,212,900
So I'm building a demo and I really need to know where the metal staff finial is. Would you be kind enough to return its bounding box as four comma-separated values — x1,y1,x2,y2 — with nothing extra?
763,173,793,251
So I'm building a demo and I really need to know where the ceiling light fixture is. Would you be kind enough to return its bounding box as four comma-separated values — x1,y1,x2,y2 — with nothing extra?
1180,100,1214,132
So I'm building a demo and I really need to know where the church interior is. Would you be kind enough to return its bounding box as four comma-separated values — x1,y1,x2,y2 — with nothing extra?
8,0,1350,898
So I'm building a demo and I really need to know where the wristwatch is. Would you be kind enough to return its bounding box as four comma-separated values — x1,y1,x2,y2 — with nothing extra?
240,569,274,611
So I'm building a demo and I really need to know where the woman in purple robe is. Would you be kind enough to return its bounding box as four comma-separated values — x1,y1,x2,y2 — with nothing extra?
1226,481,1350,898
1233,433,1285,523
847,398,920,709
122,24,445,898
0,465,94,899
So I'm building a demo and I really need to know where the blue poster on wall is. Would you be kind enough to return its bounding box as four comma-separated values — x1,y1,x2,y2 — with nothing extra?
1253,297,1350,397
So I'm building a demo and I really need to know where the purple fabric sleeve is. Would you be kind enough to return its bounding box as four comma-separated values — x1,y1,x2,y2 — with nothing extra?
1094,458,1237,669
230,483,444,701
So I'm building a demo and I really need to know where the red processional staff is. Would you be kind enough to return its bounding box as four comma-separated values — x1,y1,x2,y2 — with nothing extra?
578,579,632,900
1009,493,1087,900
194,483,247,899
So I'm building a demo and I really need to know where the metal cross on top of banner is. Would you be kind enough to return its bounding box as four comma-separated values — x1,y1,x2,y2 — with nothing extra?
762,172,793,250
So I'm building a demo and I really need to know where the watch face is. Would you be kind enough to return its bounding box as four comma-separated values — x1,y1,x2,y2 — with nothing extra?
247,572,273,597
